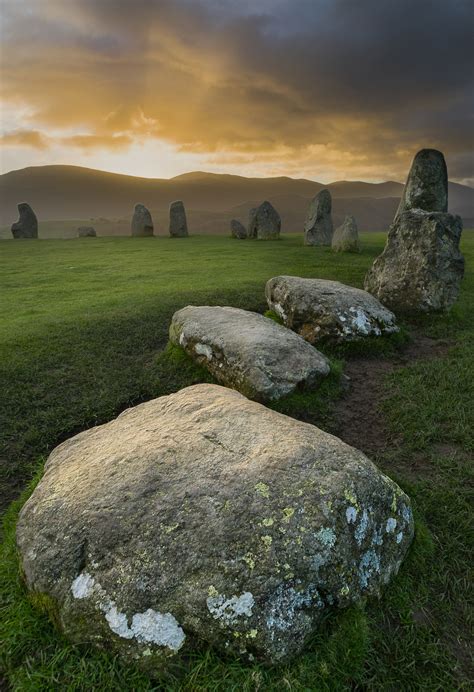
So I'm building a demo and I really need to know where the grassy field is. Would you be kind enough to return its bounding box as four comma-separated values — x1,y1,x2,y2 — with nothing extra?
1,234,473,690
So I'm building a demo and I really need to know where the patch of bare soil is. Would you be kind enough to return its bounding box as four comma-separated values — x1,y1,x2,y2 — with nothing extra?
329,332,453,459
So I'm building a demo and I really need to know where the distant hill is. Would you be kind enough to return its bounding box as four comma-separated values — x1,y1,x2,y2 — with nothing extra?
1,165,473,236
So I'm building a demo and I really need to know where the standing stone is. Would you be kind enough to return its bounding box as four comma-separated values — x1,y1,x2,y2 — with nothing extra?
365,150,464,312
16,383,414,667
131,204,154,237
169,201,189,237
230,219,247,239
395,149,447,219
251,201,281,240
247,207,258,238
11,203,38,239
77,226,97,237
304,189,333,246
332,215,360,253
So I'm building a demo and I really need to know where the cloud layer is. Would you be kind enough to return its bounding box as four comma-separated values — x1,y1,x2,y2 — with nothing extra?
1,0,473,182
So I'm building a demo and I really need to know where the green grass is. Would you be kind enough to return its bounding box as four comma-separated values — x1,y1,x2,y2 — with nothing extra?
1,233,473,689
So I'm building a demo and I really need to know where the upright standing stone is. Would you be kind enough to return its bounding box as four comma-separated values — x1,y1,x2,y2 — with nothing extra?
250,201,280,240
332,215,360,253
230,219,247,239
304,189,333,246
365,150,464,312
169,201,189,237
77,226,97,237
395,148,448,219
11,203,38,239
247,207,258,238
131,204,154,237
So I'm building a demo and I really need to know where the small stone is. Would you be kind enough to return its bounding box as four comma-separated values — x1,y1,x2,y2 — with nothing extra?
332,215,360,253
77,226,97,237
304,189,333,246
17,384,414,666
131,204,154,237
266,276,398,343
169,201,189,237
169,305,330,401
249,201,281,240
230,219,247,239
11,203,38,239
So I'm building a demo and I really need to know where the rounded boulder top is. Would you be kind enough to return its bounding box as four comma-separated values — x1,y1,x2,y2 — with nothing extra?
396,149,448,218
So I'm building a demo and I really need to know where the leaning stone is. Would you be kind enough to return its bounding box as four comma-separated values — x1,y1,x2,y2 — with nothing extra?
230,219,247,239
131,204,154,237
169,200,189,237
266,276,398,343
364,210,464,312
17,383,414,667
304,189,333,246
77,226,97,237
332,215,360,253
11,203,38,239
169,306,329,401
252,201,281,240
395,148,447,219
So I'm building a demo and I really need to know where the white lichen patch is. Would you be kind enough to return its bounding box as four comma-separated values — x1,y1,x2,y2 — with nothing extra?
396,531,404,544
265,582,322,636
71,571,96,599
355,508,370,545
105,604,134,639
316,527,336,548
131,610,186,651
385,517,397,533
207,591,255,625
346,506,358,524
349,307,371,334
359,549,381,589
194,342,213,360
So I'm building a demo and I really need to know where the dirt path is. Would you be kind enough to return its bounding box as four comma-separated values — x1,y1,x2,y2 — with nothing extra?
329,332,452,458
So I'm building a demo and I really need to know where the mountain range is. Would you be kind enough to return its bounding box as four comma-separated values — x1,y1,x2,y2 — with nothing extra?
1,165,473,237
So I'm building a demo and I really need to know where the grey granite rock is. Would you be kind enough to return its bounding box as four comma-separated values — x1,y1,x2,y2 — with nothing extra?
77,226,97,237
304,190,333,246
332,215,360,253
169,200,189,237
230,219,247,239
11,203,38,239
131,204,154,237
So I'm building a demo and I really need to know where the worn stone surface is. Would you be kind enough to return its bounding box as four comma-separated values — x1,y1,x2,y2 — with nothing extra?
230,219,247,239
332,215,360,253
169,306,329,401
364,210,464,312
17,384,414,667
266,276,398,343
131,204,154,237
395,149,447,219
304,190,333,246
77,226,97,237
249,201,281,240
169,200,189,237
11,203,38,239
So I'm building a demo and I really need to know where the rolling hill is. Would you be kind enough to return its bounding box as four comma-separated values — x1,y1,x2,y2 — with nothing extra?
1,165,473,237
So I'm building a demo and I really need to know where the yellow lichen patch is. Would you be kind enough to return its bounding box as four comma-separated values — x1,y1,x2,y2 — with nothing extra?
261,535,273,549
208,585,219,597
163,523,179,533
344,488,360,509
282,507,295,523
247,629,258,639
391,494,397,512
254,482,270,498
261,517,274,527
243,553,255,570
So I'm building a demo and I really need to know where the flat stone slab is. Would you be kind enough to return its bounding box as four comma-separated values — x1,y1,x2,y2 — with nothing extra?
17,384,414,667
266,276,398,343
169,306,330,401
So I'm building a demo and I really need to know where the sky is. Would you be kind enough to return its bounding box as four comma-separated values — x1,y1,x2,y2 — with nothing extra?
1,0,473,184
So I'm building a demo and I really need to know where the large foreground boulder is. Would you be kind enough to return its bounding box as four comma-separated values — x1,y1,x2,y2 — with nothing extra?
230,219,247,239
248,201,280,240
169,306,329,401
304,190,333,246
266,276,398,343
169,201,189,237
365,149,464,312
77,226,97,237
17,384,414,667
332,215,360,253
11,203,38,239
131,204,154,237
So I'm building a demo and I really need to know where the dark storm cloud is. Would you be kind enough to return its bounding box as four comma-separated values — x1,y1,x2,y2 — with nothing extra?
1,0,473,180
